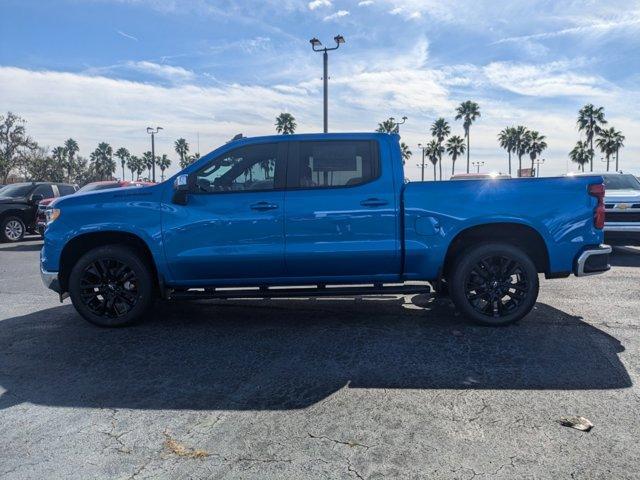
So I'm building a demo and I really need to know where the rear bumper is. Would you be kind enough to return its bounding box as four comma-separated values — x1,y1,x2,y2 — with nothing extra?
574,244,612,276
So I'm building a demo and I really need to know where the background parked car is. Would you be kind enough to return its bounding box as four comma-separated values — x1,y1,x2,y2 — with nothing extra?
0,182,77,242
36,180,153,236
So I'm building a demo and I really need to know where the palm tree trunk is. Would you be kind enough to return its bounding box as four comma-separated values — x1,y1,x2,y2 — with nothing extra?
508,151,511,175
606,155,610,172
615,148,619,171
433,164,437,181
466,131,470,173
452,159,456,176
590,137,594,172
438,155,442,181
518,154,522,177
122,164,125,181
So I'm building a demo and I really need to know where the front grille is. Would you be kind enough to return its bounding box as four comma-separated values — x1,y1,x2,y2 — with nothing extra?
606,212,640,222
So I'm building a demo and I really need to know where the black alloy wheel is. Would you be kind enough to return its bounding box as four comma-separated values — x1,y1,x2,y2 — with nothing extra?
69,245,154,327
449,243,539,326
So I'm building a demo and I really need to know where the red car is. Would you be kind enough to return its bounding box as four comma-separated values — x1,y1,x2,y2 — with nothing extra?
37,180,153,236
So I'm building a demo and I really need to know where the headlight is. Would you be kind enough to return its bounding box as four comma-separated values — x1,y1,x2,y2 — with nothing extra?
46,208,61,225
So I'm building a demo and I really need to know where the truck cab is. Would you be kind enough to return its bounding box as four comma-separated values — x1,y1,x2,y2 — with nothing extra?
41,133,610,327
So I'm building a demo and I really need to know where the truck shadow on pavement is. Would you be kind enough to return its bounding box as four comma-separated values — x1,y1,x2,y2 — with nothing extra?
0,297,630,411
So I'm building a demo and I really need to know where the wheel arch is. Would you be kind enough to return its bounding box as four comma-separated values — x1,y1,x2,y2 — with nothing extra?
59,231,159,294
443,222,550,280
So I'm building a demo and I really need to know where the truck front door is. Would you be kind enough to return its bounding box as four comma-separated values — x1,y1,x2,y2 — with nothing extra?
162,142,286,283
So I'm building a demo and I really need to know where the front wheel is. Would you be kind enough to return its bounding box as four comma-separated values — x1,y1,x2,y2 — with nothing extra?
1,216,25,242
69,245,154,327
449,243,539,326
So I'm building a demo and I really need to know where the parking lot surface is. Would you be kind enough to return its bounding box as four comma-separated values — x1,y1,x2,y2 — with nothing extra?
1,238,639,479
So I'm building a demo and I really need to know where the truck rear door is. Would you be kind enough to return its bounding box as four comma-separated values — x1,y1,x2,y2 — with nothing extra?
283,138,401,279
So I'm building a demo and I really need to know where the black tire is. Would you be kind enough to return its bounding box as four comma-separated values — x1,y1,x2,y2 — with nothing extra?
69,245,154,327
1,216,26,243
449,242,539,326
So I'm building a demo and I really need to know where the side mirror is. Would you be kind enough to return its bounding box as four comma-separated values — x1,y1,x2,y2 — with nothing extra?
31,194,44,204
172,174,191,205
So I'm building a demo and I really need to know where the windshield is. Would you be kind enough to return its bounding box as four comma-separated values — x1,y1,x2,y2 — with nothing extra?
77,182,120,193
0,183,34,197
602,174,640,190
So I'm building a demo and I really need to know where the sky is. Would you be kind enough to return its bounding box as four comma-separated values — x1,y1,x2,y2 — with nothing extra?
1,0,639,179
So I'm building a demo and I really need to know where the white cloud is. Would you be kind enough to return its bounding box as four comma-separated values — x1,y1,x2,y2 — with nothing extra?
358,0,374,5
323,10,349,21
125,61,195,82
308,0,331,9
116,30,138,41
482,61,609,98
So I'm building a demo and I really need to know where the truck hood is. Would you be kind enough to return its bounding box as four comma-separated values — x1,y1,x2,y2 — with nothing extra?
0,196,27,205
604,189,640,204
54,183,162,208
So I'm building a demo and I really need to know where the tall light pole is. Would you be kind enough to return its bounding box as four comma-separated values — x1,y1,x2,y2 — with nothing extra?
417,143,427,182
472,161,485,173
146,126,162,182
310,35,345,133
534,158,545,177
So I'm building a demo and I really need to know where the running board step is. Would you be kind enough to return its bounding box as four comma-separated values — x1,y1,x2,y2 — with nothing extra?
167,284,431,300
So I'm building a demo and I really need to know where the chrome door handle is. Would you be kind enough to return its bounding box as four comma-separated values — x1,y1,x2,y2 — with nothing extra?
360,198,388,207
250,202,278,211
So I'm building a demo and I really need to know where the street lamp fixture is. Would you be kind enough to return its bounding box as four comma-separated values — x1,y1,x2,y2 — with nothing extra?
146,126,163,182
390,116,408,133
471,161,485,173
534,158,546,177
309,34,345,133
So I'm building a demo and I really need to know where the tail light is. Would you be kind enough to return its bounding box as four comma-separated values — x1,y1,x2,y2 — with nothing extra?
589,183,605,229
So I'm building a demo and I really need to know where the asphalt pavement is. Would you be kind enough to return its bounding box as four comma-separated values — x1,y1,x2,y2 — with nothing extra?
1,238,639,479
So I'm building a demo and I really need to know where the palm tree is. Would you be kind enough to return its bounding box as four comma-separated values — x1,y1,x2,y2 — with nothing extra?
275,113,297,135
174,138,190,169
157,154,171,181
446,135,466,176
400,142,412,165
51,146,67,181
569,141,590,172
142,151,154,179
577,104,607,172
126,155,139,180
64,138,79,182
424,140,443,181
430,118,450,180
376,118,399,134
130,155,145,180
526,131,547,171
596,127,618,172
497,127,517,175
610,128,625,171
512,125,530,176
90,142,115,180
454,101,480,173
114,147,130,181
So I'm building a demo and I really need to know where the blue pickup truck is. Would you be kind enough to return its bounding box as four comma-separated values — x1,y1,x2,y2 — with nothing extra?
41,133,610,327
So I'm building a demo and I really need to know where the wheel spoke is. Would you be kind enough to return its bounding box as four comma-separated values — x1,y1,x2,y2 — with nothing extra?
79,258,138,318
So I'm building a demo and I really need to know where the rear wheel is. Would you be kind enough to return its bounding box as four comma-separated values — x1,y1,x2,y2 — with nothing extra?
1,216,25,243
449,243,539,326
69,245,154,327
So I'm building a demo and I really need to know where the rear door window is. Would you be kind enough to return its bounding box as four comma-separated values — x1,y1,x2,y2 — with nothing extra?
32,184,54,198
290,141,378,189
